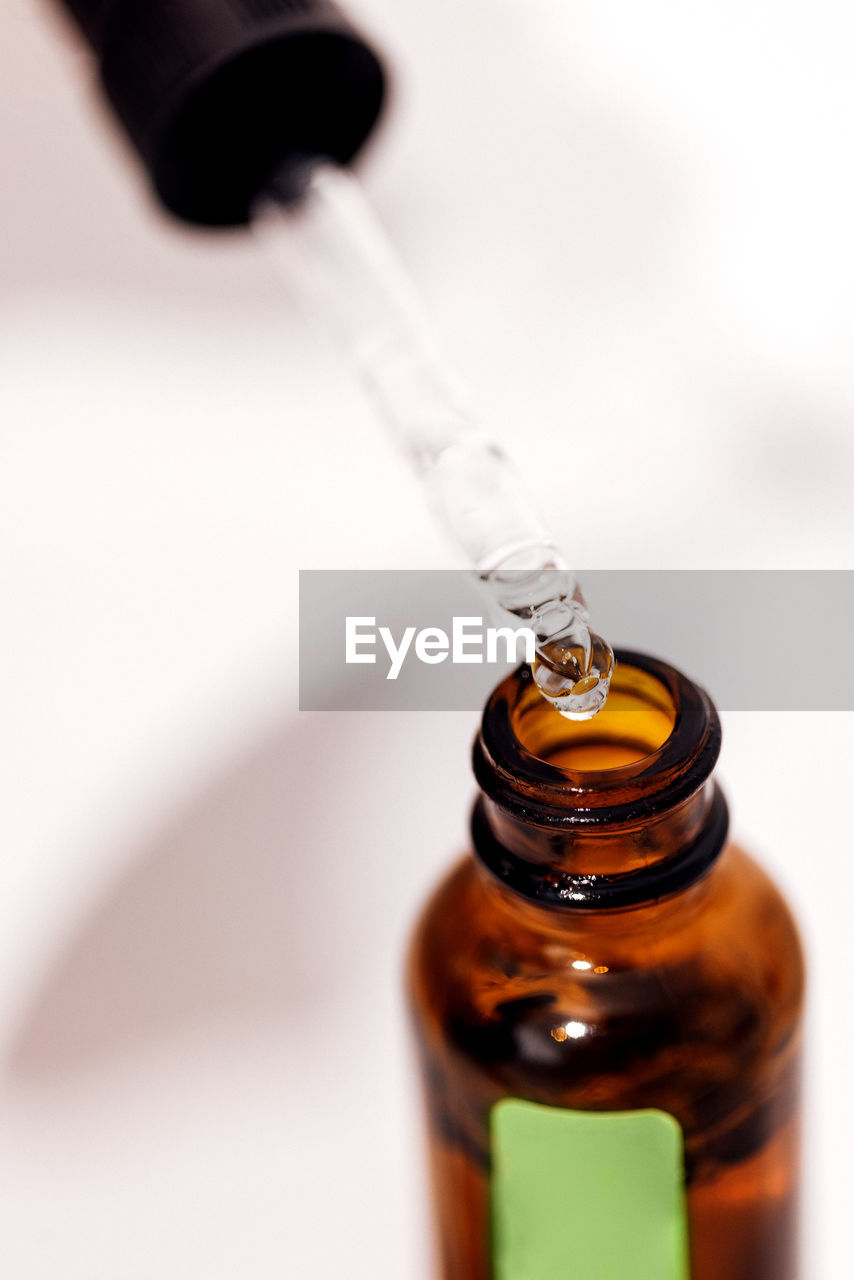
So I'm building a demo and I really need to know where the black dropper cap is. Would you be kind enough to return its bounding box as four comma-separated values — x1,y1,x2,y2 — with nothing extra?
57,0,387,226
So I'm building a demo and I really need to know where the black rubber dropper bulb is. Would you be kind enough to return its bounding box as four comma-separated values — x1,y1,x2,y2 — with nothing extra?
55,0,387,226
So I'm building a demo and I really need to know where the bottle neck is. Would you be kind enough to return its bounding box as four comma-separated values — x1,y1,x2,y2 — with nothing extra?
471,653,729,911
472,781,728,910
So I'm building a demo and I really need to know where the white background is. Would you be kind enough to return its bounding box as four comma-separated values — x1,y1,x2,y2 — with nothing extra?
1,0,852,1274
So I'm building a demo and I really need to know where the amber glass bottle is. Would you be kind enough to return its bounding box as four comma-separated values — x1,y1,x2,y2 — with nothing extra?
408,651,804,1280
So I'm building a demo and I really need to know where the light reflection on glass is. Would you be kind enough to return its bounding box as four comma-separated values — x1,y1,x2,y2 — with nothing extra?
550,1020,589,1042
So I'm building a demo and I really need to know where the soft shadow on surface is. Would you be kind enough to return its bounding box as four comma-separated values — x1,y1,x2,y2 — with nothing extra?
4,709,469,1080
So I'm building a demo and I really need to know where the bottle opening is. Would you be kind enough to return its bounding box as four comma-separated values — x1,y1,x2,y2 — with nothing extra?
512,663,677,774
475,650,722,819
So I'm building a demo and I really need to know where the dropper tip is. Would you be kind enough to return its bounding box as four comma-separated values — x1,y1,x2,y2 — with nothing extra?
532,632,615,721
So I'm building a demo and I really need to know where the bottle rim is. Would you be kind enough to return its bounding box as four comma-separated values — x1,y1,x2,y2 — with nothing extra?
473,650,722,828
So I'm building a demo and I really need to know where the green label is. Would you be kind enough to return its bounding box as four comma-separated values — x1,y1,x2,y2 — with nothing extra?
491,1099,690,1280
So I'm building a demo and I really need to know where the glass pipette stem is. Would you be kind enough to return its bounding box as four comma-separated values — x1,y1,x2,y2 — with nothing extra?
251,160,612,716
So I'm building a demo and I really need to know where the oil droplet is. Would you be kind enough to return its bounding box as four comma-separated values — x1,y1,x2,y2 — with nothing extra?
572,675,599,696
533,631,615,721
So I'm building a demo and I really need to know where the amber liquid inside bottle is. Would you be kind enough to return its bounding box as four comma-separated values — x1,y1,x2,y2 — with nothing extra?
408,652,804,1280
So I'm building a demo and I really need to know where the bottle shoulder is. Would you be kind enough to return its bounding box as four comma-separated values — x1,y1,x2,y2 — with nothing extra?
411,842,803,973
408,842,805,1087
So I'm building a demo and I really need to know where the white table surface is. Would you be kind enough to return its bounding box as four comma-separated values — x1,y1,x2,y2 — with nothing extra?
1,0,852,1273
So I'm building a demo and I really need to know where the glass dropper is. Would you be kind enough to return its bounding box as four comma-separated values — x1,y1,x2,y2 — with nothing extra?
252,160,614,719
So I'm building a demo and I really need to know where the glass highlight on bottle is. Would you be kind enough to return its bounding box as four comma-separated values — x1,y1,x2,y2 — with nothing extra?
408,651,804,1280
